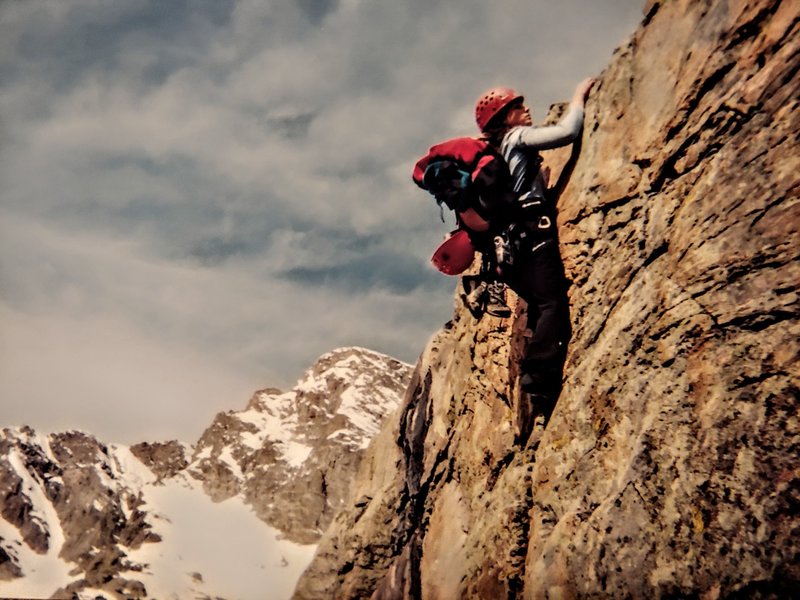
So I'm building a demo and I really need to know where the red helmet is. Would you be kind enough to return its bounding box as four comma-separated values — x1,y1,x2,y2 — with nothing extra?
475,86,523,132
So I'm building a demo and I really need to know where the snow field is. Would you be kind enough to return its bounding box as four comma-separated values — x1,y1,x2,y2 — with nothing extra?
128,476,317,600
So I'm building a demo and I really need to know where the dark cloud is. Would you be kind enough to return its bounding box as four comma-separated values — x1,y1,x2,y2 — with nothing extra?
189,237,257,265
279,250,446,294
266,111,318,139
296,0,339,26
5,1,235,91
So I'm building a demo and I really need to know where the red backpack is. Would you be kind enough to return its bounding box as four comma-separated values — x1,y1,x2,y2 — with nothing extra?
412,137,510,223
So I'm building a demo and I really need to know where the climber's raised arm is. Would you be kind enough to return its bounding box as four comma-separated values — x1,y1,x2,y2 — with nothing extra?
496,78,595,151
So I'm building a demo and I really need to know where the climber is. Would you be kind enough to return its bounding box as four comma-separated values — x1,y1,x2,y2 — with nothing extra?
474,78,595,413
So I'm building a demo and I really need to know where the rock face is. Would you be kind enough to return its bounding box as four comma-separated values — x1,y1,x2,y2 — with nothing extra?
130,440,189,481
0,347,411,599
293,1,799,598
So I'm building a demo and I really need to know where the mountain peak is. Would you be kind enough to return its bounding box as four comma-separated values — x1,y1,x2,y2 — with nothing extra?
188,346,412,544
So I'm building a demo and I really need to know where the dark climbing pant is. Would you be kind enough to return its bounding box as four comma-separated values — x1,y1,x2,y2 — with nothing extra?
502,237,571,400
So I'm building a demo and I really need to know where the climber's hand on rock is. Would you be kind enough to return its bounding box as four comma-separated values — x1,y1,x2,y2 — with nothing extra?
573,78,596,105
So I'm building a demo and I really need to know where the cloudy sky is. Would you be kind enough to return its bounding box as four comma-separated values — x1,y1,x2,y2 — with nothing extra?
0,0,644,444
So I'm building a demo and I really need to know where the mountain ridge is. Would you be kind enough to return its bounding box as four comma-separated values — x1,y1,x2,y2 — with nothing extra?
0,346,412,599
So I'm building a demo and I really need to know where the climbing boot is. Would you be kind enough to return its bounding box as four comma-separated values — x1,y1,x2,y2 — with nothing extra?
485,281,512,318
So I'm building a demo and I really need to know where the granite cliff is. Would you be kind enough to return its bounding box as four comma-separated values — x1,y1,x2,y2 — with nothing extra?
294,1,799,598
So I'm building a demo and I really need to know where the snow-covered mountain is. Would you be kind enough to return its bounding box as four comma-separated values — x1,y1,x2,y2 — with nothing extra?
187,346,413,544
0,347,411,600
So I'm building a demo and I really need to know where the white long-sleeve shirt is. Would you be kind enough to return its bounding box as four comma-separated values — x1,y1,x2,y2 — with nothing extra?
498,104,585,204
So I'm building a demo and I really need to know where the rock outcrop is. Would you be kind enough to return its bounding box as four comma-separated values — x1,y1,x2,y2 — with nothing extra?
130,440,189,481
293,1,799,598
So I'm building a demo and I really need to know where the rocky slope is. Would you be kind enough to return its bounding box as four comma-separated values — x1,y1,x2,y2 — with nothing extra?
0,347,411,599
0,427,158,599
293,1,799,598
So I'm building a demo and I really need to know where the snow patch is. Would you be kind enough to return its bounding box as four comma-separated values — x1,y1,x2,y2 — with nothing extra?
194,445,212,461
129,478,316,600
280,440,313,468
75,588,114,600
108,444,157,489
217,446,244,481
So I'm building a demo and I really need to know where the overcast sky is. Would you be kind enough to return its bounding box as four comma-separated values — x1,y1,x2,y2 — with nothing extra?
0,0,644,444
